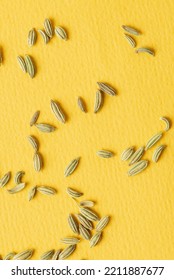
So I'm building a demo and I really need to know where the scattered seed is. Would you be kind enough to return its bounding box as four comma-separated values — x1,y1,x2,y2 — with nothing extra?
76,214,93,230
37,186,57,196
94,90,103,113
17,56,27,73
135,47,155,56
28,135,39,151
77,97,87,113
60,237,80,245
14,171,25,184
90,232,102,247
67,187,83,198
7,183,26,194
55,26,67,40
121,146,135,161
128,160,149,176
44,19,54,38
28,186,37,201
96,216,110,232
64,157,80,177
13,249,33,260
152,145,167,163
38,29,50,44
80,207,99,222
52,250,61,260
96,150,114,158
68,214,79,234
0,172,11,188
33,152,43,172
50,100,66,123
124,34,136,48
160,117,171,131
122,25,141,36
97,82,116,96
129,147,145,166
80,200,95,207
24,55,35,78
145,132,163,151
35,123,56,133
30,110,40,126
40,250,55,260
3,252,16,260
79,224,91,240
59,245,76,260
28,28,37,46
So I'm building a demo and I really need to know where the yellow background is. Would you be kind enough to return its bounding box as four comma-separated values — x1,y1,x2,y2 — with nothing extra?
0,0,174,260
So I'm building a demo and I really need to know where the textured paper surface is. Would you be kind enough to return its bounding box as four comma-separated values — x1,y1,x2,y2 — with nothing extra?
0,0,174,260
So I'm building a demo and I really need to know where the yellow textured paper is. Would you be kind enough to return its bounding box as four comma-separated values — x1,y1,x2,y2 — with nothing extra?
0,0,174,260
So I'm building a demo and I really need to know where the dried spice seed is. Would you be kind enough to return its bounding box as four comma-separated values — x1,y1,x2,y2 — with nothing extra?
94,90,103,113
35,123,56,133
0,49,3,65
60,237,80,245
67,187,83,198
7,183,26,194
64,157,80,177
38,29,50,44
152,145,167,163
97,82,116,96
37,186,57,196
135,48,155,56
40,250,55,260
52,250,61,260
28,135,39,151
128,160,149,176
59,245,76,260
160,117,171,131
121,146,135,161
68,214,79,234
24,55,35,78
145,132,163,151
0,172,11,188
90,232,102,247
28,186,37,201
80,200,95,207
96,216,110,232
33,152,43,172
28,28,37,46
17,56,27,73
55,26,67,40
80,207,99,221
76,214,93,230
96,150,114,158
122,25,141,36
14,171,25,184
77,97,87,113
124,34,136,48
30,110,40,126
79,224,91,240
129,147,145,166
44,19,54,38
3,252,16,260
50,100,66,123
13,249,33,260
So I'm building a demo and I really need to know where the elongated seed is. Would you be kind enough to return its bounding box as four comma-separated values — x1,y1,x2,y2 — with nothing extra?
28,28,37,46
37,186,56,196
122,25,141,36
50,100,66,123
145,132,163,151
28,135,39,151
80,207,99,221
64,157,80,177
52,250,61,260
124,34,136,48
128,160,149,176
40,250,55,260
80,200,95,207
33,152,43,172
38,29,50,44
7,183,26,194
77,97,87,113
96,150,114,158
0,172,11,188
0,49,2,65
17,56,27,72
76,214,93,230
3,252,16,260
79,224,91,240
129,147,145,166
67,187,83,198
44,19,54,38
60,237,80,245
15,171,25,184
30,110,40,126
13,249,33,260
160,117,171,131
68,214,79,234
90,232,102,247
28,186,37,201
94,90,103,113
35,123,56,133
96,216,110,232
97,82,116,96
135,48,155,56
121,146,135,161
55,26,67,40
59,245,76,260
152,145,167,163
24,55,35,78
